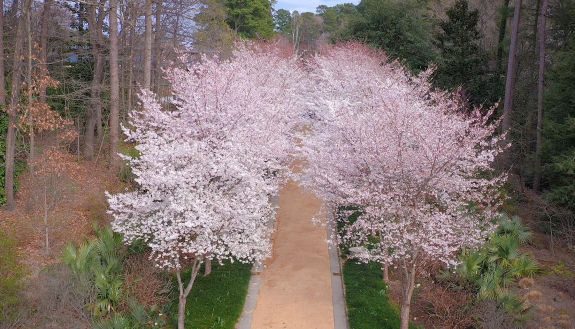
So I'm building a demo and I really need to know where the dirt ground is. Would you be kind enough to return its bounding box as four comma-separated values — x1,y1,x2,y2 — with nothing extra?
250,176,334,329
0,154,125,277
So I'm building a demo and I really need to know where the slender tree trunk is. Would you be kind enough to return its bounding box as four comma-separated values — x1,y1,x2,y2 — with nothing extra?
378,232,389,283
534,0,548,191
144,0,153,90
154,2,163,94
27,5,34,175
501,0,522,167
7,0,20,27
502,0,522,133
176,259,202,329
497,0,511,73
4,0,32,211
0,0,5,110
110,0,120,171
204,258,212,276
39,0,54,104
383,262,389,283
44,185,49,252
127,5,136,115
399,260,416,329
85,3,105,161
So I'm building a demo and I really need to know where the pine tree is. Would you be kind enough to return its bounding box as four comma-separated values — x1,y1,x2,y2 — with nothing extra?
434,0,493,107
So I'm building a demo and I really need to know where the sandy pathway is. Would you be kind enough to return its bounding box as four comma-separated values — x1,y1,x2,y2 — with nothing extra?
250,177,334,329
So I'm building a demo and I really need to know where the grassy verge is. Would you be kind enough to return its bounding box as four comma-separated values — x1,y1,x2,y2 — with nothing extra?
0,228,26,323
343,260,402,329
172,260,252,329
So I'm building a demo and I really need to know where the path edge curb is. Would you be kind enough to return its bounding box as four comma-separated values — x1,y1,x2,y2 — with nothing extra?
236,194,279,329
328,205,350,329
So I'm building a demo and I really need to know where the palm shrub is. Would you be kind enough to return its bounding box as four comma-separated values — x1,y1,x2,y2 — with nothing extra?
63,224,127,316
458,214,540,322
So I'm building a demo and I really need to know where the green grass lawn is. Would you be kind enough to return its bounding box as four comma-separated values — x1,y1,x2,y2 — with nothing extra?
171,260,252,329
343,260,403,329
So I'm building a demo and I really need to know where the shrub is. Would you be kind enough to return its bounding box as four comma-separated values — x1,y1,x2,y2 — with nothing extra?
63,224,127,317
458,214,540,323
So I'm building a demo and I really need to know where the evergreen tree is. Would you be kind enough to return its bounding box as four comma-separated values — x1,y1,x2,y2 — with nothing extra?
540,0,575,207
225,0,275,39
433,0,493,107
274,9,292,34
349,0,436,72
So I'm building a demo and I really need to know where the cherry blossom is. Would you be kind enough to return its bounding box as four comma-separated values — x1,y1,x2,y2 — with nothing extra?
299,42,507,329
107,41,304,329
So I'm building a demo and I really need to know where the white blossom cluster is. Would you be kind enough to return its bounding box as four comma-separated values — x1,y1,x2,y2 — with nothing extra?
300,42,508,270
107,42,305,270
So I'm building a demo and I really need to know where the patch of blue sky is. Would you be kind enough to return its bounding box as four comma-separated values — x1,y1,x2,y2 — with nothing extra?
274,0,360,14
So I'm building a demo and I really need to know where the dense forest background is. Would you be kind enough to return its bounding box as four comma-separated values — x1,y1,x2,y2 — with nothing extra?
1,0,575,327
1,0,575,216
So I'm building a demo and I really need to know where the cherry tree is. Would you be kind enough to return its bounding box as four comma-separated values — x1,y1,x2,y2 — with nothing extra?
107,42,304,329
300,42,507,329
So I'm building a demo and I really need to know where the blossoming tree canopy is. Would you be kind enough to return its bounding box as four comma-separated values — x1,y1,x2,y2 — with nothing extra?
106,42,305,329
299,42,506,329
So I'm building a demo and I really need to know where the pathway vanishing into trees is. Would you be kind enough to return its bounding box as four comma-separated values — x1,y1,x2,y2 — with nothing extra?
250,163,335,329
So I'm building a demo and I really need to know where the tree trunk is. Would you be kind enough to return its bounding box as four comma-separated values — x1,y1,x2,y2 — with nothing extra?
176,259,202,329
110,0,120,172
501,0,522,167
0,0,5,109
85,3,105,161
154,2,163,94
378,232,390,283
204,258,212,276
44,185,49,253
534,0,548,191
144,0,153,90
399,260,416,329
7,0,20,28
4,0,32,211
127,5,136,116
39,0,54,104
383,262,389,283
27,3,34,175
496,0,511,73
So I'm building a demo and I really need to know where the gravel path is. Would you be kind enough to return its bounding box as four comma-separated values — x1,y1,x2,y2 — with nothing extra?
250,177,335,329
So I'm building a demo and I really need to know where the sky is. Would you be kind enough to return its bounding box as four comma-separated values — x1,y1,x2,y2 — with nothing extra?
275,0,360,14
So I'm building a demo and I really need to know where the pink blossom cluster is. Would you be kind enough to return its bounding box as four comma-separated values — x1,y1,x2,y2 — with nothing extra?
299,42,507,269
107,42,305,270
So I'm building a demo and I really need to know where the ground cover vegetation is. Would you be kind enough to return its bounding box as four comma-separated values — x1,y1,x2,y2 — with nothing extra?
1,0,575,328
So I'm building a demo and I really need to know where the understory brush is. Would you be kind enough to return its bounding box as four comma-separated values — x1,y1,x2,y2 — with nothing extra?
458,214,541,327
62,224,171,328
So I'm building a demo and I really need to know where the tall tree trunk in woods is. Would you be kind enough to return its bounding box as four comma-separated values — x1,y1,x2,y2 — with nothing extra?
502,0,522,166
144,0,153,90
7,0,20,27
85,3,105,161
4,0,32,211
27,4,34,175
154,2,163,94
0,0,5,111
127,7,136,115
534,0,548,191
39,0,54,104
497,0,511,73
110,0,120,172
